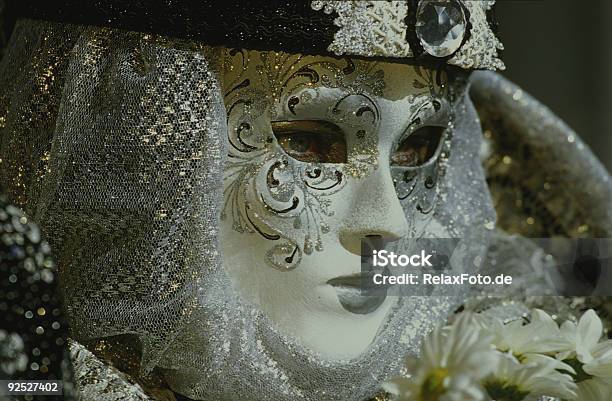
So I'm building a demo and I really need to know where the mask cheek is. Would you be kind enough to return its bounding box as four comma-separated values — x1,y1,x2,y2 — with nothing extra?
224,142,348,271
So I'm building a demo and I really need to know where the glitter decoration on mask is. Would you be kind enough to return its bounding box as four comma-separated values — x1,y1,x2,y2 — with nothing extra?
1,3,612,401
221,50,386,270
388,67,453,237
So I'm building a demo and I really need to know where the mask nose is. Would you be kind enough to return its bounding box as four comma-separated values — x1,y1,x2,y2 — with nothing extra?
338,167,410,255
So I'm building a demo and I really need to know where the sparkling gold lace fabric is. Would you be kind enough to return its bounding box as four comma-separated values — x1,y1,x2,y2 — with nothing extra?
471,71,612,239
0,18,226,379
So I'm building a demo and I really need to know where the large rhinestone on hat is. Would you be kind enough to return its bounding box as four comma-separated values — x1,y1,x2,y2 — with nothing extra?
415,0,467,58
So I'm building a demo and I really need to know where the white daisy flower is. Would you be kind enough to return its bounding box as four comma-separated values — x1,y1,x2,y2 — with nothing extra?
558,309,612,382
383,313,497,401
480,309,576,382
479,309,570,358
559,309,605,361
483,353,577,401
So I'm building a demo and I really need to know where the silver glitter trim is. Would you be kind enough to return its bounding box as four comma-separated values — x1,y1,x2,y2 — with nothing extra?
312,0,506,71
69,340,152,401
448,1,506,71
311,1,413,58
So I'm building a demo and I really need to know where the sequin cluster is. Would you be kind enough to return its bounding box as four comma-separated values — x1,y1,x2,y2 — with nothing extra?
0,194,72,400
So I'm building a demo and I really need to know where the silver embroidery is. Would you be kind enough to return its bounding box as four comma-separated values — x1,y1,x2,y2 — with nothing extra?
312,0,506,71
449,0,506,71
311,1,413,58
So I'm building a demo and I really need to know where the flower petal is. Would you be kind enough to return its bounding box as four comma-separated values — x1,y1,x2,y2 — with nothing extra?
381,377,412,401
584,359,612,380
577,310,603,353
576,378,612,401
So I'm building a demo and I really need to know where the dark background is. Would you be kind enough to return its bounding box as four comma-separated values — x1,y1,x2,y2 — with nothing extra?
496,0,612,172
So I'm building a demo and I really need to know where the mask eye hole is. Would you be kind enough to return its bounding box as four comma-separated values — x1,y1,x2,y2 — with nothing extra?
391,125,445,167
271,120,347,164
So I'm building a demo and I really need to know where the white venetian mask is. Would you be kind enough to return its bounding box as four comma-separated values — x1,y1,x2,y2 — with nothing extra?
219,50,452,359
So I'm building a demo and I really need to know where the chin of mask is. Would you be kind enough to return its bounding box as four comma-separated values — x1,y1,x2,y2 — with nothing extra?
220,50,452,360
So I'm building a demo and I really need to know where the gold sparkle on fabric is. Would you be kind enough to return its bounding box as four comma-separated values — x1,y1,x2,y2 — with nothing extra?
480,123,597,238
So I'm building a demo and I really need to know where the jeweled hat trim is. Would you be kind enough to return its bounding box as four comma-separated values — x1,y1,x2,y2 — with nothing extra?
312,0,504,71
7,0,504,71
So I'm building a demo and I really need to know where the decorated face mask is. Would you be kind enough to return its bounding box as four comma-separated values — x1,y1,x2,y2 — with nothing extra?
220,50,453,359
0,19,496,399
7,4,583,401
